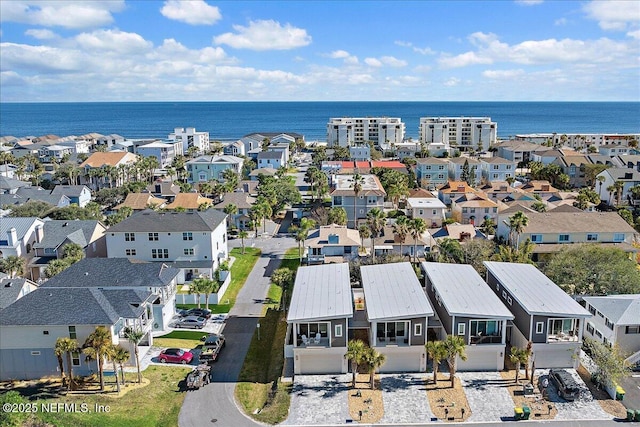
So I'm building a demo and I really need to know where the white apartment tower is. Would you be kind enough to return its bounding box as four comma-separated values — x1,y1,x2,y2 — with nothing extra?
327,117,405,150
419,117,497,152
168,127,210,155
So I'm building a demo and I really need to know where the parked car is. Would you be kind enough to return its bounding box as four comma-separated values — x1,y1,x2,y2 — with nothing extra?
183,308,212,319
159,348,193,364
549,369,580,401
175,316,207,329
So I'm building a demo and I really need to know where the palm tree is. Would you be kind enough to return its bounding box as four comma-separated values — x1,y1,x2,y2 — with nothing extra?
0,255,25,278
223,203,238,217
507,211,529,249
509,346,529,383
358,224,370,251
124,328,144,384
443,335,467,388
55,337,78,391
613,180,625,205
238,230,249,254
350,174,364,228
393,215,410,257
425,340,447,384
112,345,130,386
189,278,211,309
346,339,367,388
479,218,496,236
366,208,386,263
606,184,616,205
363,347,386,389
83,326,112,391
105,345,121,393
193,277,217,310
61,242,84,263
409,218,427,263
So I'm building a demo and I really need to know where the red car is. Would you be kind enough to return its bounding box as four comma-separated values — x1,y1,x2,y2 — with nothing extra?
158,348,193,364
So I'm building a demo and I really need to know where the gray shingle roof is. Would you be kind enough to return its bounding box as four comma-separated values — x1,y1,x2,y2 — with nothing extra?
0,217,42,243
421,262,513,319
33,220,104,250
39,258,179,289
0,277,34,310
583,295,640,325
0,287,150,326
257,151,283,160
361,262,434,321
483,261,591,317
0,176,31,191
50,185,89,197
107,209,227,233
287,263,353,322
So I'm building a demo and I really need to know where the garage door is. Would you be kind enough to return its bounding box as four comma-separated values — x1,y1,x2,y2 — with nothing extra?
459,347,500,371
300,354,343,374
381,353,421,373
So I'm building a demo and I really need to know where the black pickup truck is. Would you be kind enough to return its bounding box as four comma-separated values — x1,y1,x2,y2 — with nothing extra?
199,334,225,363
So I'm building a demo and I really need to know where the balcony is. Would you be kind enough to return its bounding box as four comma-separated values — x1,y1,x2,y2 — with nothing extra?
547,332,579,343
307,254,325,264
470,334,503,345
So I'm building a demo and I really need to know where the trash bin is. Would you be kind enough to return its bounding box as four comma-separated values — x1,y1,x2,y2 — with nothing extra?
514,407,523,421
627,409,635,421
522,406,530,420
635,410,640,422
615,385,625,401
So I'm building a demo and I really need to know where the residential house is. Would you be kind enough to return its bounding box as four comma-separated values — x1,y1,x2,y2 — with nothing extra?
583,295,640,365
186,155,243,183
0,217,44,259
212,192,256,230
406,197,447,228
50,185,92,208
95,134,125,150
168,127,209,154
415,158,449,189
480,157,516,182
136,140,183,168
519,180,559,199
599,144,630,156
113,193,167,211
552,155,591,188
106,209,228,283
56,138,91,155
79,152,139,189
532,148,577,165
374,225,433,259
249,167,278,181
164,193,214,210
448,157,481,185
0,163,17,179
438,181,475,205
266,142,290,164
422,262,514,371
484,261,591,368
0,286,155,380
596,167,640,205
305,224,360,264
257,151,286,169
430,223,479,242
223,140,245,157
349,145,370,161
0,275,38,310
360,262,433,372
330,174,386,228
451,193,499,226
0,176,31,195
285,263,353,374
146,180,181,202
14,187,71,208
477,181,516,202
38,145,73,163
495,140,545,165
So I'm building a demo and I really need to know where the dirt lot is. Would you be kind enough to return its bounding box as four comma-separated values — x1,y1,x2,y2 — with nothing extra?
576,365,627,418
425,375,471,422
347,374,384,423
499,370,557,420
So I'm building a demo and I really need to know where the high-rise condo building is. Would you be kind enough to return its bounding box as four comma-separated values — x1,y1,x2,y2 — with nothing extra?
419,117,497,152
327,117,405,150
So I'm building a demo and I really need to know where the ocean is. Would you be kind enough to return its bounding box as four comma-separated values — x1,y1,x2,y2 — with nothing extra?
1,102,639,142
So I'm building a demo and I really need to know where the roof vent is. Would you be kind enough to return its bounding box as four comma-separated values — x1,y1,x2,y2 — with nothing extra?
4,282,12,287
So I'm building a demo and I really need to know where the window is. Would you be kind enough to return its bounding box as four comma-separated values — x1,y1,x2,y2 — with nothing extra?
595,330,602,338
377,321,409,342
125,249,136,256
613,233,625,242
457,323,465,336
125,232,135,242
183,232,193,241
297,322,329,343
587,233,598,241
588,305,596,315
536,322,544,334
502,291,507,299
148,232,159,241
507,296,512,305
548,318,577,338
31,351,41,356
530,234,542,243
419,209,423,215
333,196,342,206
587,323,595,335
72,351,80,366
335,324,343,337
626,326,640,334
558,234,570,242
68,326,76,339
152,249,169,259
414,323,423,336
469,320,501,344
184,248,194,256
605,319,614,330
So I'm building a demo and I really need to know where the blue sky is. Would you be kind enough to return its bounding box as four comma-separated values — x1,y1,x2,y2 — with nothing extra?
1,0,639,102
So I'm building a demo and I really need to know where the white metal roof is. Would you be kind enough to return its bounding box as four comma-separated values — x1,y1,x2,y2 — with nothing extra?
287,263,353,322
483,261,591,318
361,262,434,321
422,262,514,319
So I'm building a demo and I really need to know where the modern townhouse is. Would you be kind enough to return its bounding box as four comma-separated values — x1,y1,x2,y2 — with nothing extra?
305,224,360,264
113,193,167,211
285,263,353,374
582,295,640,366
95,134,125,150
257,151,286,169
0,217,45,259
0,275,37,310
168,127,209,154
56,137,91,155
419,117,497,152
447,157,481,185
480,157,516,182
37,144,74,163
484,261,592,369
406,196,447,228
451,193,499,226
50,185,92,208
136,139,183,168
330,174,386,228
349,145,371,161
327,117,405,150
422,262,514,371
186,155,243,183
212,192,256,230
360,262,433,372
596,167,640,206
106,209,228,283
495,140,548,165
415,157,450,189
0,286,155,381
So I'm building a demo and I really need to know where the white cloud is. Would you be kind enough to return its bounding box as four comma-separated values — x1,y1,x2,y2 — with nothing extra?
75,29,152,54
482,69,525,79
394,40,435,55
364,57,382,67
214,20,311,51
444,77,460,86
583,0,640,31
628,29,640,39
515,0,544,5
0,1,124,29
554,18,567,26
160,0,221,26
0,42,86,73
328,50,358,64
25,29,57,40
439,51,493,68
365,56,407,68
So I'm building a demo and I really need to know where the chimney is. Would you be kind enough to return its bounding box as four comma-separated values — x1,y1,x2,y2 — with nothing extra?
35,224,44,243
541,184,550,191
457,185,465,192
7,227,18,247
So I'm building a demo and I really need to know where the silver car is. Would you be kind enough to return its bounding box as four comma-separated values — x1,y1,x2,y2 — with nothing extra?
175,316,207,329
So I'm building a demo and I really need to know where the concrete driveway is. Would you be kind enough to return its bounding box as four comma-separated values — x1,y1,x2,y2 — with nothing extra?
379,373,435,424
282,374,350,426
538,369,610,421
458,371,515,422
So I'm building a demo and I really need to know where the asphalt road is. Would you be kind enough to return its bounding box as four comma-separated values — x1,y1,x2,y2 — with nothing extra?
178,235,293,427
620,373,640,412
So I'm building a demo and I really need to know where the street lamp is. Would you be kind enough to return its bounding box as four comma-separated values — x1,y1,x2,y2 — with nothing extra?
257,323,261,340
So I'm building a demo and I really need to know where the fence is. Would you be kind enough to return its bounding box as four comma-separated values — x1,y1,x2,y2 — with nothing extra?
175,271,231,306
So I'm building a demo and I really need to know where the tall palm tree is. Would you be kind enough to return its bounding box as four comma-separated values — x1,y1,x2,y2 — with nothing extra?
55,337,78,390
0,256,25,278
425,340,447,384
393,216,410,257
443,335,467,388
366,208,386,263
350,174,364,228
124,328,144,384
238,230,249,254
509,347,529,383
112,345,130,386
358,224,370,251
507,211,529,249
606,184,616,205
613,180,625,205
409,218,427,263
105,345,121,393
193,277,217,310
223,203,238,217
346,339,367,388
189,278,211,309
363,347,386,390
83,326,112,391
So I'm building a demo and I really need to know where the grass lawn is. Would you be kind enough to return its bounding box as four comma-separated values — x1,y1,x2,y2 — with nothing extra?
30,366,190,427
154,330,207,350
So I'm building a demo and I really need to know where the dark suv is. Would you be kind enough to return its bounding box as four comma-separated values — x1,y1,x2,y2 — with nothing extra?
549,369,580,401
